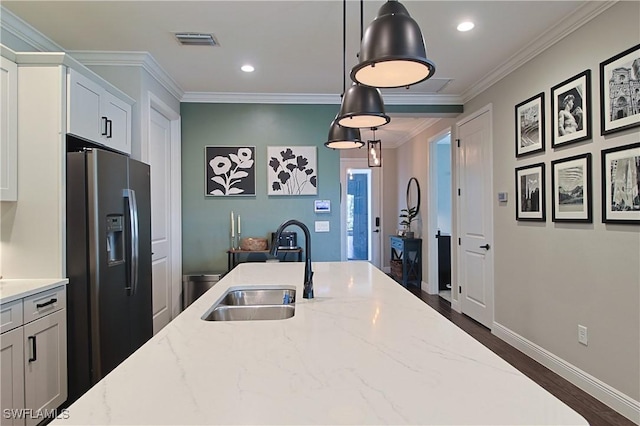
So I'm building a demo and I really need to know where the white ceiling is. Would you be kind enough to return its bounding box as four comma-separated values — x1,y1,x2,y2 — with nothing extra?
1,1,609,147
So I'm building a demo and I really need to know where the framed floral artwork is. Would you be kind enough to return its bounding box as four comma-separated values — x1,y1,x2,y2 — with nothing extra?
205,146,256,196
515,92,545,157
267,146,317,195
515,162,545,221
551,70,592,148
600,44,640,135
601,142,640,224
551,153,592,223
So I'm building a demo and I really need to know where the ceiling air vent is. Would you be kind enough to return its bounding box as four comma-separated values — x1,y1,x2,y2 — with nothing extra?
174,33,218,46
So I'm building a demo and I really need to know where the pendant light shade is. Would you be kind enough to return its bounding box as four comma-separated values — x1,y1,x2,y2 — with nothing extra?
337,83,390,129
351,0,436,88
325,118,364,150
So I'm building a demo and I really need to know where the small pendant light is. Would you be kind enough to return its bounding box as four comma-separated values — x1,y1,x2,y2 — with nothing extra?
367,127,382,167
351,0,436,88
325,117,364,150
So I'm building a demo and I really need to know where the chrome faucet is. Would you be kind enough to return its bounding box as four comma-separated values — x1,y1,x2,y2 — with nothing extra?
270,219,314,299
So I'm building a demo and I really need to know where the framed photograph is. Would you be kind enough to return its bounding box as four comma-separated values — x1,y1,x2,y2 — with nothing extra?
601,142,640,224
268,146,318,195
551,153,592,222
205,146,256,196
551,70,592,148
515,162,545,221
600,44,640,135
515,92,545,157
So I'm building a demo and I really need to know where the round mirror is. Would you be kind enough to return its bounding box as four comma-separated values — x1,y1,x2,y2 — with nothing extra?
406,177,421,215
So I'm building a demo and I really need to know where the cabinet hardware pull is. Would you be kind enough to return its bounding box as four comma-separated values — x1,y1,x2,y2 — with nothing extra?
106,119,113,138
480,244,491,250
28,336,37,362
36,298,57,309
101,116,108,136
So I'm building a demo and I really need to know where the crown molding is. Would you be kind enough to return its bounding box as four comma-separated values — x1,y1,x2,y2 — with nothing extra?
0,6,64,52
69,51,184,101
181,91,462,105
461,0,617,103
393,117,442,148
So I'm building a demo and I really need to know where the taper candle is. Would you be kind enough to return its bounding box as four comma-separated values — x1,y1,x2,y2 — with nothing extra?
231,211,235,237
238,215,241,234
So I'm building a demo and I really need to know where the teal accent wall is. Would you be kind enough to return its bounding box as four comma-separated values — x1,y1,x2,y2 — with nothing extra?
181,103,342,274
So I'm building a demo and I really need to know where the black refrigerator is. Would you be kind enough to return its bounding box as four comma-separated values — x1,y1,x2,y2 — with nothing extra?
66,147,153,404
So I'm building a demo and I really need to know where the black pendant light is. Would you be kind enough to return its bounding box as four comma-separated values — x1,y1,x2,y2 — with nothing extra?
325,0,364,150
368,127,382,167
336,0,389,129
351,0,436,89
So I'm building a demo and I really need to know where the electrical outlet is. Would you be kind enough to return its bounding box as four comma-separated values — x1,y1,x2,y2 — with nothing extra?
578,325,588,346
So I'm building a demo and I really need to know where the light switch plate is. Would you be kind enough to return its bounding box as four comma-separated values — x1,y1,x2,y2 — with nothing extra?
315,221,330,232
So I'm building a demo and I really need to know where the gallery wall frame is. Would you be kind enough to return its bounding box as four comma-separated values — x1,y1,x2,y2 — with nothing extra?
515,162,546,221
205,146,256,196
267,146,318,196
551,70,592,148
601,142,640,224
515,92,545,157
551,153,592,223
599,44,640,136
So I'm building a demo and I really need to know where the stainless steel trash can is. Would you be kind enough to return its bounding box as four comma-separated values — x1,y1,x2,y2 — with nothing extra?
182,273,222,309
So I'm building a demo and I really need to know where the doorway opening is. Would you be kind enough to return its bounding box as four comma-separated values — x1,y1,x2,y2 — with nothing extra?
428,131,452,303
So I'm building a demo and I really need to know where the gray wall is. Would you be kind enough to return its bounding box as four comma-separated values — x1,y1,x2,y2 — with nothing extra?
460,1,639,401
180,103,342,274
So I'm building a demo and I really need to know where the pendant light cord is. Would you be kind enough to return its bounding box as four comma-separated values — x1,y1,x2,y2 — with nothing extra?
342,0,346,96
360,0,363,41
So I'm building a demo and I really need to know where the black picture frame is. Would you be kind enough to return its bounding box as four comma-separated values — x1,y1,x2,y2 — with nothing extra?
551,153,592,223
601,142,640,224
600,44,640,136
551,70,592,148
515,92,545,157
205,146,256,196
515,162,545,221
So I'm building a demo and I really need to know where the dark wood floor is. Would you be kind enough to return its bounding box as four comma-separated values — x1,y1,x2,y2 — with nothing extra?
406,286,637,426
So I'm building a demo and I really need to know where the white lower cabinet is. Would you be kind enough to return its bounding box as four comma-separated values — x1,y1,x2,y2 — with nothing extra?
0,286,67,426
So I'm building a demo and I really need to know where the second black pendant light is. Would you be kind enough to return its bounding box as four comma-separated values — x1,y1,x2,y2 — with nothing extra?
336,0,389,130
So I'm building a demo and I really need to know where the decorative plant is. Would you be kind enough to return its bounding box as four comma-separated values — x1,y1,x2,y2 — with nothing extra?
399,206,418,232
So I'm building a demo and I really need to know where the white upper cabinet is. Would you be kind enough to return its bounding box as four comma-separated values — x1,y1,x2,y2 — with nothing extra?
67,68,132,155
1,56,18,201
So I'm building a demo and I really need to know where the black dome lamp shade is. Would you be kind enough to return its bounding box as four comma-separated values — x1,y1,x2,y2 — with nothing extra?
337,83,390,129
325,117,364,150
351,0,436,88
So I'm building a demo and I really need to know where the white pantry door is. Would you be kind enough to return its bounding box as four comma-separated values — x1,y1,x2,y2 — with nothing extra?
457,106,494,329
150,107,172,333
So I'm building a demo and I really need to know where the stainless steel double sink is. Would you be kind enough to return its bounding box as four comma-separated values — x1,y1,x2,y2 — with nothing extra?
202,286,296,321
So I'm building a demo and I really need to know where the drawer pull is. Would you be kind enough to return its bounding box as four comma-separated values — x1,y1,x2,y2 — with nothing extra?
28,336,37,362
36,298,57,309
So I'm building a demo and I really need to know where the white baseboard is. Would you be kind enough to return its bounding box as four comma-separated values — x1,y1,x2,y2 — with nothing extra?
492,322,640,424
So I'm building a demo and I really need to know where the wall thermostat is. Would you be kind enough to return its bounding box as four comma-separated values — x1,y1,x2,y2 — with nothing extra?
498,192,508,202
314,200,330,213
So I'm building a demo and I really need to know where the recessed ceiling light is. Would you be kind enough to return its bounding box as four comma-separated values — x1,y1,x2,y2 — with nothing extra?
241,65,255,73
457,21,475,32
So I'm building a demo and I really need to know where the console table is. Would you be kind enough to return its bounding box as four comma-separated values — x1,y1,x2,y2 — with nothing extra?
226,248,303,272
389,236,422,288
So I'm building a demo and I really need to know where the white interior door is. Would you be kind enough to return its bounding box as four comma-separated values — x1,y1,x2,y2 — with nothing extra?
340,159,382,268
457,106,494,329
149,107,172,334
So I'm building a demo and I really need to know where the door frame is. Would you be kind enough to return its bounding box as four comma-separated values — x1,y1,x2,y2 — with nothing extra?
453,103,494,317
427,129,452,295
339,158,383,268
145,92,182,320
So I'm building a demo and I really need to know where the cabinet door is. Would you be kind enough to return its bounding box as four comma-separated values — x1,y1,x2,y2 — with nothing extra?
67,69,104,143
103,92,131,155
1,327,25,426
1,56,18,201
23,310,67,426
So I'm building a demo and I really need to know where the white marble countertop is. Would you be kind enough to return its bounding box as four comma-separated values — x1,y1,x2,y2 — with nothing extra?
54,262,586,425
0,278,68,304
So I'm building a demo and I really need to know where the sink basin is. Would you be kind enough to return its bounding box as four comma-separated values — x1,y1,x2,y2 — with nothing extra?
201,286,296,321
221,288,296,306
203,305,295,321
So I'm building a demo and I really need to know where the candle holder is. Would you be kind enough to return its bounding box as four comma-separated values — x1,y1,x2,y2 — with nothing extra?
230,234,237,250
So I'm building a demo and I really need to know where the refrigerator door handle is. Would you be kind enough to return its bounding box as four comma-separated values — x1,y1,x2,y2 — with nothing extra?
123,189,139,296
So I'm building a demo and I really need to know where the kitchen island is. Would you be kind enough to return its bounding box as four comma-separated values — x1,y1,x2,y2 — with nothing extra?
54,262,586,425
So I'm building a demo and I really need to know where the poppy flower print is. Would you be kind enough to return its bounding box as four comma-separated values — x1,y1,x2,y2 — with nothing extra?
267,146,318,195
205,146,256,196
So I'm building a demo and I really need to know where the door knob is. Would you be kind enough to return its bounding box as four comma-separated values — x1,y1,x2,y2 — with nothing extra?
373,229,380,233
480,244,491,250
